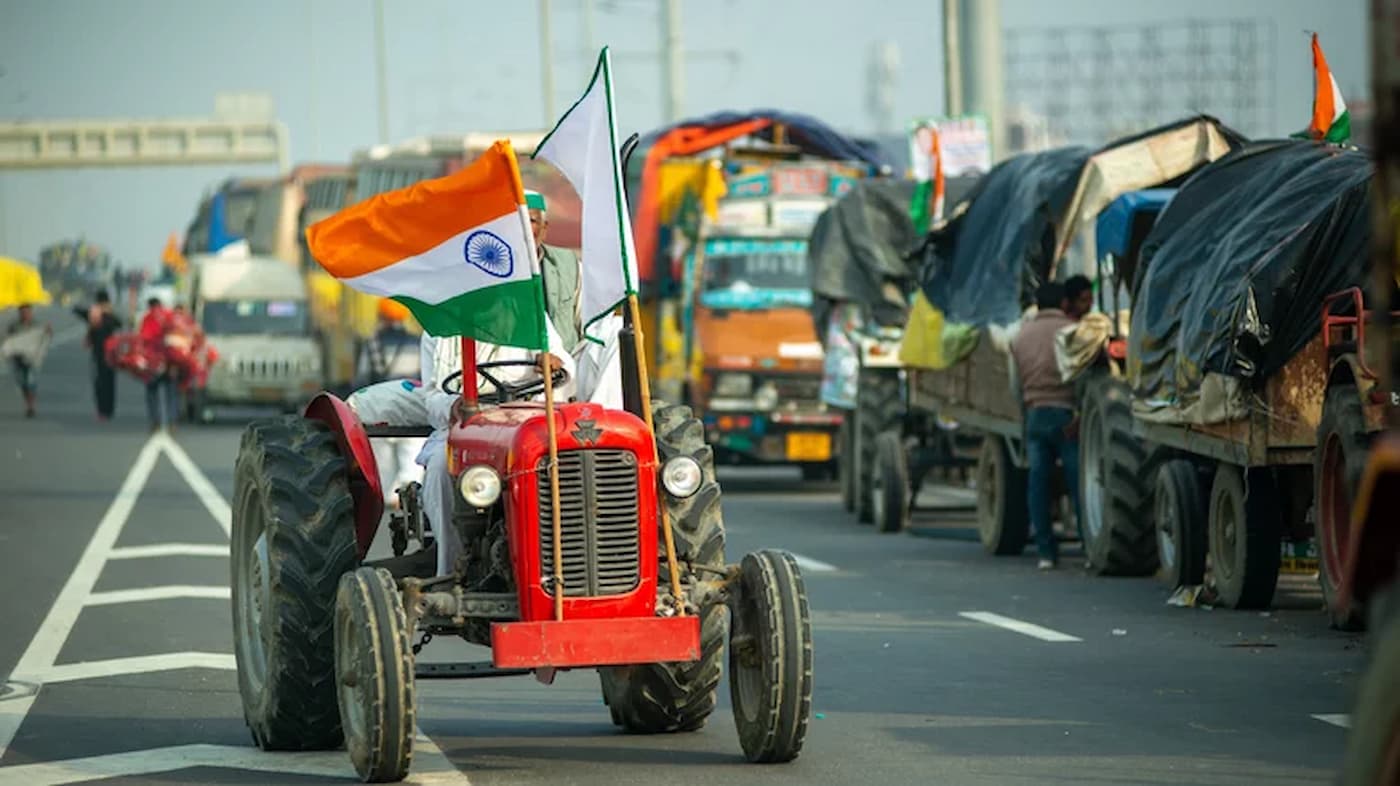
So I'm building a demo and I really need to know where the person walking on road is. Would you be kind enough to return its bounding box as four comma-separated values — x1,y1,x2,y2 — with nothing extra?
75,289,122,421
1009,282,1083,570
3,304,52,418
139,297,179,432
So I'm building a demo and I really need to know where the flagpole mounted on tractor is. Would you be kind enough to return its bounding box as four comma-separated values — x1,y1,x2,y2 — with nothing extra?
534,46,687,615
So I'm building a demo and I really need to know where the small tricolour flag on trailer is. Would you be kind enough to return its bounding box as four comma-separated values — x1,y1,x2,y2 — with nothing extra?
532,46,640,338
907,119,945,234
305,140,548,350
1302,32,1351,143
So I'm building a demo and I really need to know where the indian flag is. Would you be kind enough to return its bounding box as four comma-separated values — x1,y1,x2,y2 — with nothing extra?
532,46,640,337
306,140,548,350
908,119,946,234
1305,32,1351,143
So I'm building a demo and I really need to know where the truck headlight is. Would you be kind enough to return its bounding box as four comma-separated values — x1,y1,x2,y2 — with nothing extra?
713,373,752,398
661,456,703,498
754,382,779,411
458,465,502,508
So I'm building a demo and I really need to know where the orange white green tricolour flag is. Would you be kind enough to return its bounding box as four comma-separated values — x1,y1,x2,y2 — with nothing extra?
305,140,548,350
1305,32,1351,143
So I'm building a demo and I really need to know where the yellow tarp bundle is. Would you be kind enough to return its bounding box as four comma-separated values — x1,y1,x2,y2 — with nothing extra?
0,256,52,309
897,290,979,369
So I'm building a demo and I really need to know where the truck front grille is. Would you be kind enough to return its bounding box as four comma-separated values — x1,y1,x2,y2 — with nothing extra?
536,449,641,597
235,358,294,379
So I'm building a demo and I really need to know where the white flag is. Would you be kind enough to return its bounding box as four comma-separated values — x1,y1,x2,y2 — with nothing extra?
532,46,640,338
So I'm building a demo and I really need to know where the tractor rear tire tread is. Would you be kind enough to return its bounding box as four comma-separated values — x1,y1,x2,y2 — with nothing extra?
856,371,902,524
1082,377,1156,576
1315,385,1369,631
233,416,359,752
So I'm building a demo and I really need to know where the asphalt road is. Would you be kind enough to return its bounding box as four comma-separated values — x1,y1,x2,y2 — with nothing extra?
0,306,1365,785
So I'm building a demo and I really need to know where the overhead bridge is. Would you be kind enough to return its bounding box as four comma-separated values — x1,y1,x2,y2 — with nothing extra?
0,118,289,170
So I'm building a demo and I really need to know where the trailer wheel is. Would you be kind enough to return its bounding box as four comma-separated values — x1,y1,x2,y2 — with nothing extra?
729,549,814,763
1342,587,1400,786
1154,459,1208,588
1315,384,1369,631
871,431,910,533
599,402,725,733
1079,376,1156,576
232,416,359,751
856,369,902,524
1207,464,1282,609
335,567,415,783
838,415,856,513
976,437,1027,556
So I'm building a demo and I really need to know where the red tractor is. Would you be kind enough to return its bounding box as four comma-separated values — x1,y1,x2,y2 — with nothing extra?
229,344,814,781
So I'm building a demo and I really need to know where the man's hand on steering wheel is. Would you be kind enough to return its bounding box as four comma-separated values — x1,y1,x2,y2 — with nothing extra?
535,353,565,375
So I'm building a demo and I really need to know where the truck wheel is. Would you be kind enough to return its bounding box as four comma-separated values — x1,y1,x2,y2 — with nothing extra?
1342,587,1400,786
856,370,902,524
976,437,1027,556
599,402,725,733
1207,464,1281,609
1079,376,1155,576
1154,459,1208,588
871,431,909,533
1315,384,1368,631
232,416,359,751
838,414,856,513
729,549,813,763
335,567,415,783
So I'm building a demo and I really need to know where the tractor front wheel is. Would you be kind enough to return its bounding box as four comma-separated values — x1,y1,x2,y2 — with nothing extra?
729,549,814,763
335,567,415,783
232,416,359,751
599,402,726,733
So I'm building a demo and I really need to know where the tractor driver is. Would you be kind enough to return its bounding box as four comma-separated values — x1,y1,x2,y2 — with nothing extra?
417,314,577,578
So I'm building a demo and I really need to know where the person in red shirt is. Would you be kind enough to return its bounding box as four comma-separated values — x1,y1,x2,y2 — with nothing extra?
139,297,179,432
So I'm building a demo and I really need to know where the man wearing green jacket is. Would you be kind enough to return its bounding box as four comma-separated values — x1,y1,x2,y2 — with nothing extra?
526,190,583,355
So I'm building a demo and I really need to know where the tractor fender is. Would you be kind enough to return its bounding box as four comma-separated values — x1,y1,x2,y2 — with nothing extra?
1338,431,1400,610
304,392,384,559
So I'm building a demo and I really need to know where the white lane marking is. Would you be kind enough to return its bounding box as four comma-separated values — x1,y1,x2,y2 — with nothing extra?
158,433,232,537
1312,713,1351,728
39,653,237,684
958,611,1083,643
0,436,163,758
108,543,228,560
0,740,470,785
789,552,838,573
84,585,230,607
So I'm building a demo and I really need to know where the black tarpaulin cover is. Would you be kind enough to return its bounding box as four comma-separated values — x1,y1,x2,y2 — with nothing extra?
806,176,980,332
1127,140,1373,406
914,146,1091,326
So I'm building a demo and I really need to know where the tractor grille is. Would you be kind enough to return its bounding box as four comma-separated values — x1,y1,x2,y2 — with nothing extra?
536,449,641,597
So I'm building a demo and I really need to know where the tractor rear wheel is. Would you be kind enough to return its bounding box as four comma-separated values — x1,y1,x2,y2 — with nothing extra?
599,402,726,733
1079,376,1156,576
1315,384,1368,630
232,415,359,751
856,369,902,524
976,437,1027,556
335,567,415,783
729,549,814,763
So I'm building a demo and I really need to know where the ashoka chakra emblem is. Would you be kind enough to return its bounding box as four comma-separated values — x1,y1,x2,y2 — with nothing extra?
463,230,514,278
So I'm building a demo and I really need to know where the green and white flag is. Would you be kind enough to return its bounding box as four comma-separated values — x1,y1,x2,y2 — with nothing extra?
533,46,640,337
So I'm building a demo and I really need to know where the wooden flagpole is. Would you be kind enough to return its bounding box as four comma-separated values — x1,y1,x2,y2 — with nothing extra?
626,293,686,616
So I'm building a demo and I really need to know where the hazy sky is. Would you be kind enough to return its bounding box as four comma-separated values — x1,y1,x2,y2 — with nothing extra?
0,0,1369,269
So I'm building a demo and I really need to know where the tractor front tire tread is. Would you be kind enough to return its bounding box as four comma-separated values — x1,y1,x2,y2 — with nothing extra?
730,550,814,763
336,567,415,783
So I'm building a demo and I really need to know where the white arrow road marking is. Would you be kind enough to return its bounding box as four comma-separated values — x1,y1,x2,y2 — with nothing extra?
84,585,230,607
108,544,228,560
38,653,237,684
959,611,1083,642
160,435,232,537
1312,713,1351,728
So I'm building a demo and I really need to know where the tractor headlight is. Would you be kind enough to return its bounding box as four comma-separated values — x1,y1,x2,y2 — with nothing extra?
661,456,703,498
754,382,779,411
458,465,502,508
713,373,753,398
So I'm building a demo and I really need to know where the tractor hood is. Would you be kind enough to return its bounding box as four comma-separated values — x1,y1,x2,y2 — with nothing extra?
694,306,824,372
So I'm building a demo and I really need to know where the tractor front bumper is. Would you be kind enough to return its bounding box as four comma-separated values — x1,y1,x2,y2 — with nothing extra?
490,615,700,669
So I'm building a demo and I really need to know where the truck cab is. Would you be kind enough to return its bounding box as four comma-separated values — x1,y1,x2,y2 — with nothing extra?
187,252,322,416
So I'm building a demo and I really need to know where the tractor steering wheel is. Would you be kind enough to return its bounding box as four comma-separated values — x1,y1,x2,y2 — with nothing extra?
440,359,567,404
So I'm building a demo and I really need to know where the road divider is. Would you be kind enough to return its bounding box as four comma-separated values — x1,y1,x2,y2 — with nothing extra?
958,611,1083,642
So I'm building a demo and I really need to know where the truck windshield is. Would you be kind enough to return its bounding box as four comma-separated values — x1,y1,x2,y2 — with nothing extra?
202,300,308,336
700,238,811,308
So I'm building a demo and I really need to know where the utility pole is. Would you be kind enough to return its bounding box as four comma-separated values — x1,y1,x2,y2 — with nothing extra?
945,0,1003,160
660,0,684,123
942,0,963,117
540,0,556,124
372,0,389,145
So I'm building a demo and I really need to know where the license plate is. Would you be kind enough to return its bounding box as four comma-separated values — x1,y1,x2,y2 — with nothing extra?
786,432,831,462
